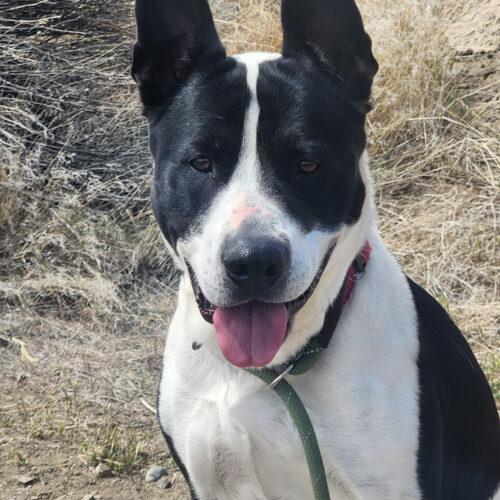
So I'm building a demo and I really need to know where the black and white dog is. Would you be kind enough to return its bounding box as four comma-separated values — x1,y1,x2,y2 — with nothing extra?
132,0,500,498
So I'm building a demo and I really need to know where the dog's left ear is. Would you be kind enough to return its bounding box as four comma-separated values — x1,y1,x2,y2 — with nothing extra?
132,0,225,108
281,0,378,107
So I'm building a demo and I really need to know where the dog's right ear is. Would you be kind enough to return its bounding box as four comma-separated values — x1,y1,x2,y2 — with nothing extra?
132,0,225,108
281,0,378,108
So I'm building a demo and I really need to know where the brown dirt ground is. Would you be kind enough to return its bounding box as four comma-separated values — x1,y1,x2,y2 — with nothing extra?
0,306,190,499
0,1,498,499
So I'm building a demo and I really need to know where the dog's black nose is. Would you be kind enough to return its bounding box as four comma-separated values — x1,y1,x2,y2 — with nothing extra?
222,236,290,291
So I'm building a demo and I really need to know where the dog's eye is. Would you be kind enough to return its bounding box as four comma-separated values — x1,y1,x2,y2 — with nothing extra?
190,157,212,173
298,161,320,175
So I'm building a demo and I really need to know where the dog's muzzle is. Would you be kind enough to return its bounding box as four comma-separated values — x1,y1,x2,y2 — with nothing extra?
186,231,336,368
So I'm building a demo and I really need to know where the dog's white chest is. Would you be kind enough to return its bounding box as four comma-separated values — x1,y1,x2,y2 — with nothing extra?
160,342,420,500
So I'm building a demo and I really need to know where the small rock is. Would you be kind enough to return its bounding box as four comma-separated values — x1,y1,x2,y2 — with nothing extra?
93,463,112,479
157,476,173,490
145,465,167,483
16,475,38,486
82,494,98,500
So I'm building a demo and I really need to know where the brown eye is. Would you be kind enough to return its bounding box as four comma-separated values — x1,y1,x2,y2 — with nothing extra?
190,157,212,173
299,161,320,175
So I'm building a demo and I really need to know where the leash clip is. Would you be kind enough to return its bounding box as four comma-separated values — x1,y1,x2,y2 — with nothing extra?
268,362,295,390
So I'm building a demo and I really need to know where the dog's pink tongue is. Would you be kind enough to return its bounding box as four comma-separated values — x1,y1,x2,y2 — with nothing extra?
213,303,288,368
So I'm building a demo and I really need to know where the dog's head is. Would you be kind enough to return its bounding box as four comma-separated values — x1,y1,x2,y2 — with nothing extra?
132,0,378,368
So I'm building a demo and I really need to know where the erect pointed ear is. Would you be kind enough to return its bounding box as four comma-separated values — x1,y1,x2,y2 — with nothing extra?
281,0,378,106
132,0,226,108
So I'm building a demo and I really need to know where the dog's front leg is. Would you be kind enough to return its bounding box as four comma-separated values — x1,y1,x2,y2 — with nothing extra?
183,400,268,500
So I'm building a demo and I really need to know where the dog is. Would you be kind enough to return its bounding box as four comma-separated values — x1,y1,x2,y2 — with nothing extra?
131,0,500,498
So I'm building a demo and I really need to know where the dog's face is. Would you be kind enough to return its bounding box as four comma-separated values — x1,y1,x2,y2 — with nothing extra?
133,0,377,368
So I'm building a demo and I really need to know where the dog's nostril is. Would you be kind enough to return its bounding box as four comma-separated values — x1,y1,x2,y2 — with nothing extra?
265,264,279,279
229,262,250,280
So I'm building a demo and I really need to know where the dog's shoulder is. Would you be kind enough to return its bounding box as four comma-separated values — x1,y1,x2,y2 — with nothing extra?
408,277,500,499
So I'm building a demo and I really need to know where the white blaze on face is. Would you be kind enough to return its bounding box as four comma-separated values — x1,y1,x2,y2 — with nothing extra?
177,52,347,310
234,52,268,196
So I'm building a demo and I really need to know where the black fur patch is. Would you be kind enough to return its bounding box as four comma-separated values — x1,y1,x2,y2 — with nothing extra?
256,57,367,232
149,58,249,250
408,278,500,498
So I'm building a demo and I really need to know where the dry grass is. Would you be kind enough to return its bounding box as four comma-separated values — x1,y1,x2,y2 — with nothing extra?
0,0,498,497
362,0,499,381
3,0,495,391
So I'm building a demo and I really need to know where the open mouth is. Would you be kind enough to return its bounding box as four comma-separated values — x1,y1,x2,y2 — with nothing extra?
188,258,329,325
186,248,333,368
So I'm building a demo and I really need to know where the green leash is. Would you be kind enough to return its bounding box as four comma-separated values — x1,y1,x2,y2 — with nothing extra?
244,291,345,500
246,366,331,500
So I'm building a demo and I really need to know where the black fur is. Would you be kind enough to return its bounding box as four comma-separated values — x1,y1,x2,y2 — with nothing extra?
257,57,368,231
149,57,249,251
409,278,500,498
281,0,378,106
132,0,225,107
